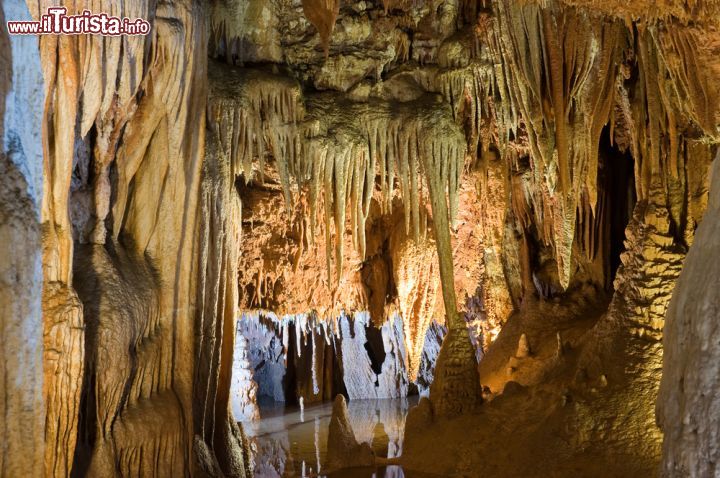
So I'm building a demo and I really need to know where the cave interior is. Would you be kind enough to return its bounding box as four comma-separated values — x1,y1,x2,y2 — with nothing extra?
1,0,720,477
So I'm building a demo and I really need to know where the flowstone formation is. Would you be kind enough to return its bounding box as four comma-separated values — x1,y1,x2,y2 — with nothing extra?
659,154,720,477
0,2,45,475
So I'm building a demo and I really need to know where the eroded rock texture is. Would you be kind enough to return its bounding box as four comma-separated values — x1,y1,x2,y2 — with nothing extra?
2,0,719,475
659,153,720,477
24,0,249,476
0,2,45,474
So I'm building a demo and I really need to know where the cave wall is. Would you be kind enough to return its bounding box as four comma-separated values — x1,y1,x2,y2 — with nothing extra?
659,152,720,477
0,1,45,475
1,0,718,475
27,0,249,475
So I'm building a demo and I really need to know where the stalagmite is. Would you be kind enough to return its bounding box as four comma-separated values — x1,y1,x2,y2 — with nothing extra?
324,395,375,472
3,0,719,477
516,333,530,358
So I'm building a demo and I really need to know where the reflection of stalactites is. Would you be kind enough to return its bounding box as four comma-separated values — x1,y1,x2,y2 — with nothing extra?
314,416,322,475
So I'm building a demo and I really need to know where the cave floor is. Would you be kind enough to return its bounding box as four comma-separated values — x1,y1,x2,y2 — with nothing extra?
401,289,661,477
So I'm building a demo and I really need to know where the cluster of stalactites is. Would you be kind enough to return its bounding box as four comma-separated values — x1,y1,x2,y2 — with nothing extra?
239,310,339,362
296,97,466,286
486,0,628,288
209,62,466,288
433,58,520,156
627,26,719,220
207,65,305,208
480,0,720,289
296,97,466,285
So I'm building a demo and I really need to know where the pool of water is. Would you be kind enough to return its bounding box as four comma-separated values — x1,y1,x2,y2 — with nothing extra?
244,397,440,478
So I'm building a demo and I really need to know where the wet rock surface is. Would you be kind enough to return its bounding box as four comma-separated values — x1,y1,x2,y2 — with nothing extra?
1,0,719,476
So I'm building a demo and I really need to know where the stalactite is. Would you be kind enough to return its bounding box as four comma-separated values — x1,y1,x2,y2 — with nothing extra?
301,0,341,56
296,95,467,287
392,230,441,380
490,0,627,288
211,60,469,290
237,310,409,401
207,63,304,203
627,25,720,240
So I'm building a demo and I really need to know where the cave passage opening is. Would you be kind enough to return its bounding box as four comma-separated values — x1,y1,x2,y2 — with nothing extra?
598,125,636,290
233,309,423,420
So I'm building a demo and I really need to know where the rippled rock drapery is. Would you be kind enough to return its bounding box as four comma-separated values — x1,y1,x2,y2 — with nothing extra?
24,0,250,475
195,125,252,476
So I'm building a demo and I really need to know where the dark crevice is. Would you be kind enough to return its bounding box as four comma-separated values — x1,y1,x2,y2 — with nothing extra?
598,125,636,290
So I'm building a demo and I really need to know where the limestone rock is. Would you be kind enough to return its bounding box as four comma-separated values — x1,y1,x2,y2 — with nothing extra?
516,333,531,358
659,153,720,477
237,311,410,403
0,2,46,475
231,334,261,422
417,321,447,396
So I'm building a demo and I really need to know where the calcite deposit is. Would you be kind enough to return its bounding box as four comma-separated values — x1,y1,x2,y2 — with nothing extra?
1,0,719,477
324,395,375,471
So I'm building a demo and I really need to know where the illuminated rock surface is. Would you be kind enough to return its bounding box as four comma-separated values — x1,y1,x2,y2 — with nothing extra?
0,0,719,476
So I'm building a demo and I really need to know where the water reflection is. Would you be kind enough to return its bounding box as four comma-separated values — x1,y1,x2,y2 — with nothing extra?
245,397,438,478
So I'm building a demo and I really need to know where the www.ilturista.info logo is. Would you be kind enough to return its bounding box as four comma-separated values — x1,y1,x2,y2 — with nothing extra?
7,7,150,36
